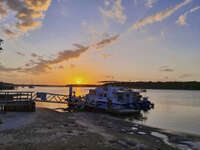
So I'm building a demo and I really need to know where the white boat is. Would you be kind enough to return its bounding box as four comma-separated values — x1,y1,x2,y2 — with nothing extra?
85,85,154,114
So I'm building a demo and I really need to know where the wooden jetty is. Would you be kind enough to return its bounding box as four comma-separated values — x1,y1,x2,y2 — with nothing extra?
0,91,35,112
0,86,83,112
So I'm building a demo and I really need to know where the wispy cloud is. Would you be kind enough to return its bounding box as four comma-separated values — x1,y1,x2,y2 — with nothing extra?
104,75,115,79
176,6,200,26
179,73,192,78
144,0,157,8
31,53,43,58
69,64,76,69
160,66,174,72
0,63,21,72
16,51,25,57
95,34,119,50
0,0,51,38
100,0,126,24
130,0,192,31
101,53,112,58
22,34,120,73
0,3,7,19
2,29,17,37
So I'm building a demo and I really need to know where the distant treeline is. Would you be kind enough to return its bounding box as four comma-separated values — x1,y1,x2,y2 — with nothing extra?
103,81,200,90
0,82,15,90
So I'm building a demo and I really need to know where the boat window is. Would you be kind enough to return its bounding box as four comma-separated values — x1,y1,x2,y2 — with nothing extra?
104,94,107,97
117,95,123,101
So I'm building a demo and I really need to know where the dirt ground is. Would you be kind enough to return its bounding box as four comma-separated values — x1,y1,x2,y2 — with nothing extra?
0,108,200,150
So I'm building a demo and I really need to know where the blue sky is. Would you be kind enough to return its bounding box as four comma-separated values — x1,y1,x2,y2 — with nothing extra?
0,0,200,84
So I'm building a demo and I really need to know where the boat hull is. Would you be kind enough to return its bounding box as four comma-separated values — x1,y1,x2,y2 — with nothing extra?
85,105,140,115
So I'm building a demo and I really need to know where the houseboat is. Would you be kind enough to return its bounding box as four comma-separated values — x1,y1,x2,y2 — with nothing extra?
85,85,154,114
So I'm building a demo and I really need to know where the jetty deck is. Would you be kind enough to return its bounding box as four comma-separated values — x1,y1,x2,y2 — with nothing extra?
0,91,35,112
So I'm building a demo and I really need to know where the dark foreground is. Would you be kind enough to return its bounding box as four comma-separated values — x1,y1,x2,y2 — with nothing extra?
0,108,200,150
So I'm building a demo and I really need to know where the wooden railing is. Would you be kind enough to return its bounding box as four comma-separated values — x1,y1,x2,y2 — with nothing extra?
33,92,69,103
0,91,36,112
0,91,34,102
0,91,70,104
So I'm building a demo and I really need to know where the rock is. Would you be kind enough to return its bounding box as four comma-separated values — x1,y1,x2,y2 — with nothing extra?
79,132,84,136
132,127,138,130
125,140,137,147
109,140,117,144
121,129,126,133
135,144,147,150
137,132,146,135
67,130,73,134
63,123,68,127
47,126,53,129
78,143,88,149
129,132,134,135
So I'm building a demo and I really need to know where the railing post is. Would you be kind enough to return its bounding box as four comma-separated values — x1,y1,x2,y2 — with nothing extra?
69,85,73,101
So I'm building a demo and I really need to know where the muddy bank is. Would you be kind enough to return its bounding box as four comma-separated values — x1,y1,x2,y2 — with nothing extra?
0,108,200,150
0,112,36,131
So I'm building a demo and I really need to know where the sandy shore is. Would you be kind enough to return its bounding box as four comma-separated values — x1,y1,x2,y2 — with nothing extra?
0,108,200,150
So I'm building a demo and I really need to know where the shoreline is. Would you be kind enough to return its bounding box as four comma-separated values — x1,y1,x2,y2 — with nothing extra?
0,108,200,150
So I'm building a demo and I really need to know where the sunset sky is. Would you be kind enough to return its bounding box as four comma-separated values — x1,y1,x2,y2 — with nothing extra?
0,0,200,84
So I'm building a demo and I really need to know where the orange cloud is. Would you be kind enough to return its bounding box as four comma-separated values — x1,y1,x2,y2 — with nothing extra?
25,0,51,11
0,0,51,37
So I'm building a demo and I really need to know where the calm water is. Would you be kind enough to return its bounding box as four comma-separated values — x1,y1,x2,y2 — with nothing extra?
18,87,200,135
139,90,200,135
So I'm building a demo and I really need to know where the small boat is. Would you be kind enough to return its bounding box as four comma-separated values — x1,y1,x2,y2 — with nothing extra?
85,85,154,115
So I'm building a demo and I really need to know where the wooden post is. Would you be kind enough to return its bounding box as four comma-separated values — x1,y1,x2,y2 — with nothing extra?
69,85,73,101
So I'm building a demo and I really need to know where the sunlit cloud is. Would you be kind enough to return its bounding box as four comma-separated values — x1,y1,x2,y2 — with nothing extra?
0,0,51,38
100,0,126,24
130,0,192,31
176,6,200,26
21,34,120,74
25,0,51,11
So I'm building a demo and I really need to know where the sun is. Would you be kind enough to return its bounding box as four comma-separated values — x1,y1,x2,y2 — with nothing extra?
75,78,82,84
